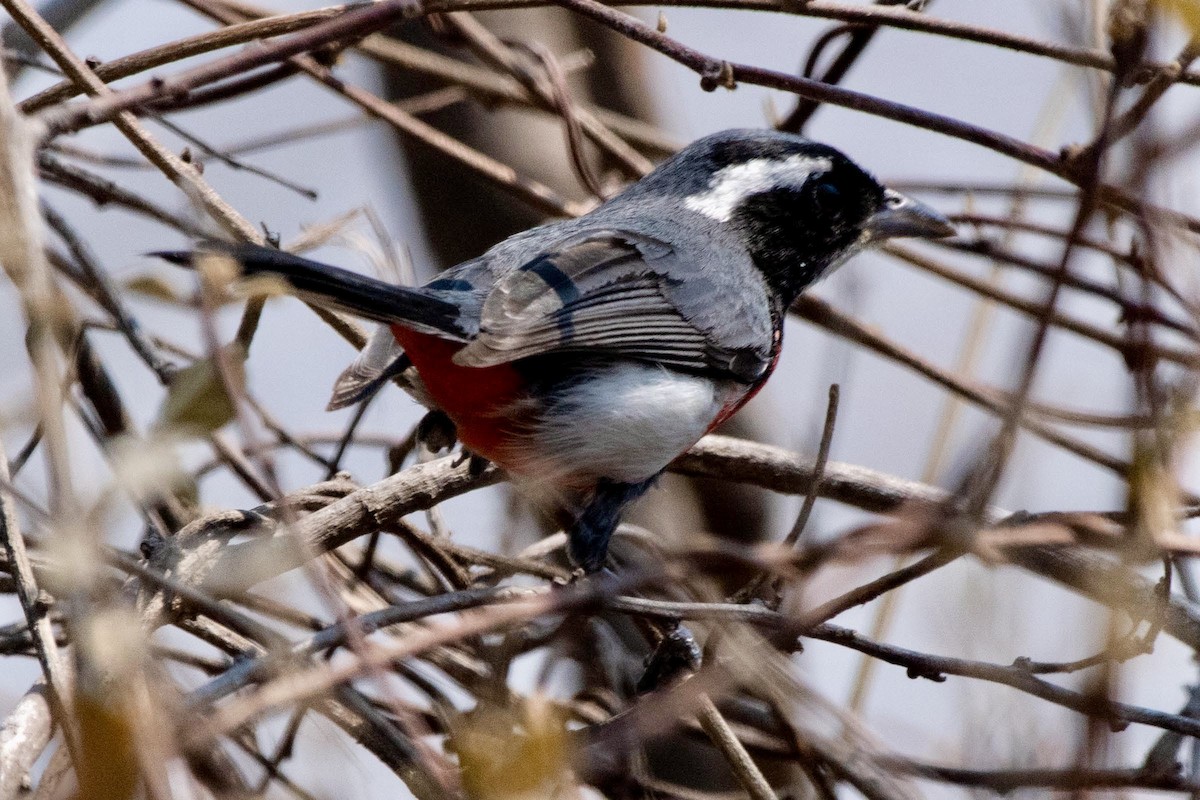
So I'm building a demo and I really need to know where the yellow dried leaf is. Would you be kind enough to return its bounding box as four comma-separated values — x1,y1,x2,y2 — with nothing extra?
74,610,146,800
122,273,187,305
452,697,572,800
74,693,140,800
1160,0,1200,32
154,348,246,435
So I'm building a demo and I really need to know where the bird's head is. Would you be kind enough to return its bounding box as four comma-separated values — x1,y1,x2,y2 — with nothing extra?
635,129,955,303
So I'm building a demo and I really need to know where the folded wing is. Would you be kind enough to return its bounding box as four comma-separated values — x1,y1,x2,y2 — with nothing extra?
452,233,773,384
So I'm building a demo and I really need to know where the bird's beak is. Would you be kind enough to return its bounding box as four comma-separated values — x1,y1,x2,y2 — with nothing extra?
865,189,956,240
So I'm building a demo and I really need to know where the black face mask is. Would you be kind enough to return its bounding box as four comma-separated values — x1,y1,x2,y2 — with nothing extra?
731,166,884,303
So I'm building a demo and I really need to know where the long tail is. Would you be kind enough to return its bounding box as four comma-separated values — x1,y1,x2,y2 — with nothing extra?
152,243,467,339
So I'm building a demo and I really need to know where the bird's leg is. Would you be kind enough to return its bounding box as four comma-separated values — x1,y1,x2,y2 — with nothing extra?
414,409,490,472
417,409,457,452
567,477,655,573
459,452,491,476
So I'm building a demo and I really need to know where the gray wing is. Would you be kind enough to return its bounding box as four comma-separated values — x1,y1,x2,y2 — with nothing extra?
328,327,407,410
452,233,775,383
327,326,438,411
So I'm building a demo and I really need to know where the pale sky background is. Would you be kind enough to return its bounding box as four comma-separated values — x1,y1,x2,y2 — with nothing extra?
3,1,1200,797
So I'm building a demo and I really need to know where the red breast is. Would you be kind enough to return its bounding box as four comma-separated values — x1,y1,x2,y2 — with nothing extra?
389,325,528,464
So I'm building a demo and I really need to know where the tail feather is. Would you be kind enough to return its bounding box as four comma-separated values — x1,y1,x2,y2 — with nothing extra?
151,243,467,339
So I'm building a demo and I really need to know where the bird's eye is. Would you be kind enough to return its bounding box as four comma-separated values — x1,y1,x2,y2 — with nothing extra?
812,181,844,217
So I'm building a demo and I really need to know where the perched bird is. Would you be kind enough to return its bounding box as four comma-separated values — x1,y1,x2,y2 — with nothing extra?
157,129,954,572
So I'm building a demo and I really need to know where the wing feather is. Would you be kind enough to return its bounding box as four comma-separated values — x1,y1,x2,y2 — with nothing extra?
453,233,771,382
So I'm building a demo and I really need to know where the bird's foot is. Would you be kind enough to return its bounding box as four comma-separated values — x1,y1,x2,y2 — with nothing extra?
417,409,457,453
451,449,491,476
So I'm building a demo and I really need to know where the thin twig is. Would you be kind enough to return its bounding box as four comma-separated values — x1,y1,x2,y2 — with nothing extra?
696,693,779,800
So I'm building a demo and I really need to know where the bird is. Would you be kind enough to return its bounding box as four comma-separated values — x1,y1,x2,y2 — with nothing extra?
156,128,954,572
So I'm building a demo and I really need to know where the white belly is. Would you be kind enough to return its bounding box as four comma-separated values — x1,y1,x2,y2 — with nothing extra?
524,363,728,485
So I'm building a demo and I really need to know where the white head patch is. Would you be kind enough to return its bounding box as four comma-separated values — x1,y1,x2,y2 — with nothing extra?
683,154,833,222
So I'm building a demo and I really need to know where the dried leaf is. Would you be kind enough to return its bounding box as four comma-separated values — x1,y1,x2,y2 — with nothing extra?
451,697,573,800
75,693,140,800
122,273,188,305
154,347,246,435
285,207,364,253
74,609,146,800
1160,0,1200,32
